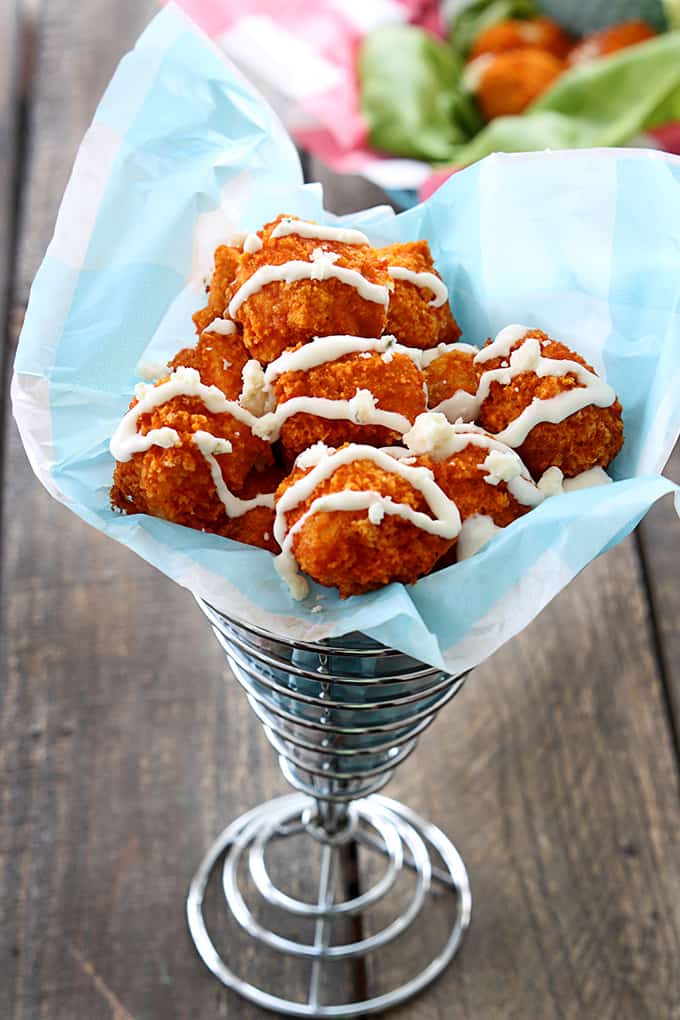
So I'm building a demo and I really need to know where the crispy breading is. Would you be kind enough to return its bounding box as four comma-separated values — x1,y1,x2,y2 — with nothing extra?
111,393,272,530
229,216,391,363
477,329,624,477
433,441,530,527
193,244,243,335
475,49,564,120
470,17,572,61
273,349,427,463
276,452,454,597
219,464,284,553
377,241,461,349
425,348,478,409
169,330,249,400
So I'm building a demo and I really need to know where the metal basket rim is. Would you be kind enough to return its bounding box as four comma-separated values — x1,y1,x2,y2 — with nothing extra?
198,597,408,660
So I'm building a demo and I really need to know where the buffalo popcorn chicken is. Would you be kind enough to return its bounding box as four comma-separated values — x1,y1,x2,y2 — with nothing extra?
473,326,624,478
377,240,461,349
193,244,242,336
469,16,573,61
568,20,656,66
274,444,458,599
422,343,480,420
110,216,624,599
468,48,566,120
265,336,427,464
169,326,249,400
221,215,392,363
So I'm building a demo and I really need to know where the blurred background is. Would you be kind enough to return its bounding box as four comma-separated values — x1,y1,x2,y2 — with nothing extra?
2,3,680,1019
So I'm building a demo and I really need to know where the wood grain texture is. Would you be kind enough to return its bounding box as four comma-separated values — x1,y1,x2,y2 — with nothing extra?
638,442,680,745
0,0,19,374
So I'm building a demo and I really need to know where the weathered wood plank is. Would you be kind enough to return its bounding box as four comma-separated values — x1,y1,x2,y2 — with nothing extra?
638,442,680,748
0,0,19,360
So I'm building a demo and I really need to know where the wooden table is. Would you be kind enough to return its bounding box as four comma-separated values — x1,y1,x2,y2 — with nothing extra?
2,4,680,1018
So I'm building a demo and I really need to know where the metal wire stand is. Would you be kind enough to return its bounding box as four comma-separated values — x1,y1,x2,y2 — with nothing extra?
187,600,471,1017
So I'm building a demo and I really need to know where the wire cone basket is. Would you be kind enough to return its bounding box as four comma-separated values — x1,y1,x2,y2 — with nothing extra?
187,599,472,1017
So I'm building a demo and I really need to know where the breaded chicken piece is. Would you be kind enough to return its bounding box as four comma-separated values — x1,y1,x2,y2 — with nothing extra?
477,329,624,478
229,216,391,363
568,20,655,66
193,244,243,335
273,348,427,463
433,440,532,528
169,330,249,400
276,452,454,597
470,17,572,61
378,241,460,349
424,346,479,416
219,464,284,553
111,393,272,531
472,48,564,120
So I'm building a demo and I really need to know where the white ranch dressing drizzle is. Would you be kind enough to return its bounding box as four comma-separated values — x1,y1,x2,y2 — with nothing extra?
263,334,428,385
135,358,167,380
116,426,181,458
240,360,275,416
110,366,259,463
192,431,275,518
270,217,370,246
420,342,479,369
387,266,448,307
421,343,480,422
457,514,501,561
274,444,462,599
432,325,617,442
228,249,390,318
403,414,543,508
204,317,236,335
253,390,413,443
420,342,479,422
538,465,613,497
475,323,543,364
243,233,263,254
564,467,612,491
432,391,479,422
264,336,480,388
264,335,399,383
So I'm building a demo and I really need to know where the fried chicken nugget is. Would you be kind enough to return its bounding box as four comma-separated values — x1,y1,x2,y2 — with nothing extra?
470,48,565,120
219,464,284,553
276,450,455,598
470,17,572,61
272,348,427,463
229,216,391,363
169,329,249,399
193,244,243,335
112,391,272,531
476,329,623,478
424,345,479,419
402,414,541,567
432,435,534,527
377,241,461,349
568,20,655,66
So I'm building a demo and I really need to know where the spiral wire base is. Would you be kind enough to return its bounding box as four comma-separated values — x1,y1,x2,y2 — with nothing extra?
187,602,471,1016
